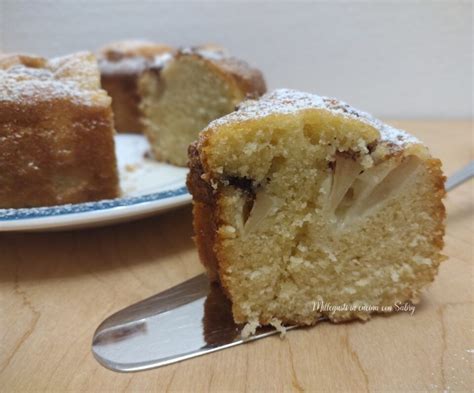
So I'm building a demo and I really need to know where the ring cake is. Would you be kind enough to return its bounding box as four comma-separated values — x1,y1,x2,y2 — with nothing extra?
0,52,119,208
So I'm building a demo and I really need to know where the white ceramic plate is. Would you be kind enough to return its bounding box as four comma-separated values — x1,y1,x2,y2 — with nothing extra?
0,134,191,232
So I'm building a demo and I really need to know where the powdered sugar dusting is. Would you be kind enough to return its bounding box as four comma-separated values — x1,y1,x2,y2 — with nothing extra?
1,76,100,106
99,57,150,75
206,89,420,147
98,41,173,76
180,46,227,61
1,52,108,106
149,52,174,70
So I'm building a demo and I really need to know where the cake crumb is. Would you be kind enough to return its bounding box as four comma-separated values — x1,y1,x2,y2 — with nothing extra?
241,320,260,339
124,164,138,172
270,318,287,338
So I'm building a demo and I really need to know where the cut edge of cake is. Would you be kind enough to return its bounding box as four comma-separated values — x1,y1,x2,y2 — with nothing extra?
138,47,267,166
97,40,174,133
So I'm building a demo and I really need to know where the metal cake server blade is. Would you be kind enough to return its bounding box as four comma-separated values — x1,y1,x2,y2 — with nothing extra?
92,161,474,372
92,274,297,372
445,160,474,191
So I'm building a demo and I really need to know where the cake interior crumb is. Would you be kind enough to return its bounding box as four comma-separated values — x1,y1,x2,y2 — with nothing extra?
204,108,444,325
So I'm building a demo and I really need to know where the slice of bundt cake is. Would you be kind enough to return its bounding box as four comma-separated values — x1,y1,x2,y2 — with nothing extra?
98,40,173,133
138,47,266,166
187,89,446,331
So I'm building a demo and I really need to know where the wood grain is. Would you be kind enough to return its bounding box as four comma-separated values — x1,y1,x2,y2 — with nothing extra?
0,121,472,392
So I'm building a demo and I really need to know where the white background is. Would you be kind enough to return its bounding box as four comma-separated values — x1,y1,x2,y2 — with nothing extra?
0,0,472,119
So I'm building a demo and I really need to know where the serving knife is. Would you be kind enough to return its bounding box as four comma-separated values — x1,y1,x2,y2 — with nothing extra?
92,161,474,372
92,275,299,372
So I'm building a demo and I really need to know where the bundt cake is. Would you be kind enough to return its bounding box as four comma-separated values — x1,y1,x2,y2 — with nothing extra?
98,40,173,133
139,47,266,166
187,89,446,332
0,52,119,208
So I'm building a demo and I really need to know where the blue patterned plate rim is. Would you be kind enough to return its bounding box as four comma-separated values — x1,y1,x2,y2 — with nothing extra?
0,186,189,221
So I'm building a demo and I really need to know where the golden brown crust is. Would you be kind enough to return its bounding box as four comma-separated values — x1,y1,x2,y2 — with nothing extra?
425,157,447,251
187,142,245,303
186,142,220,282
0,52,119,208
98,40,174,132
0,53,46,69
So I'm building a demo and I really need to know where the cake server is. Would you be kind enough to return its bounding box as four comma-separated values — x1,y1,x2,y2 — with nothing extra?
445,160,474,191
92,161,474,373
92,274,298,372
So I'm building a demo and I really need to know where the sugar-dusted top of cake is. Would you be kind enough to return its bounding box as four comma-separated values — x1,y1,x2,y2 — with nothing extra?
98,40,173,76
0,52,110,107
179,44,228,60
99,40,173,61
206,89,420,148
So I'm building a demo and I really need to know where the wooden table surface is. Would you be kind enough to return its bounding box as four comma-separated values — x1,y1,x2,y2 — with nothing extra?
1,121,472,392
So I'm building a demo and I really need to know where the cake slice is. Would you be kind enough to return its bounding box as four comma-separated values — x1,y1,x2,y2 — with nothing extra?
187,89,446,330
0,52,119,208
98,40,173,132
138,47,266,166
